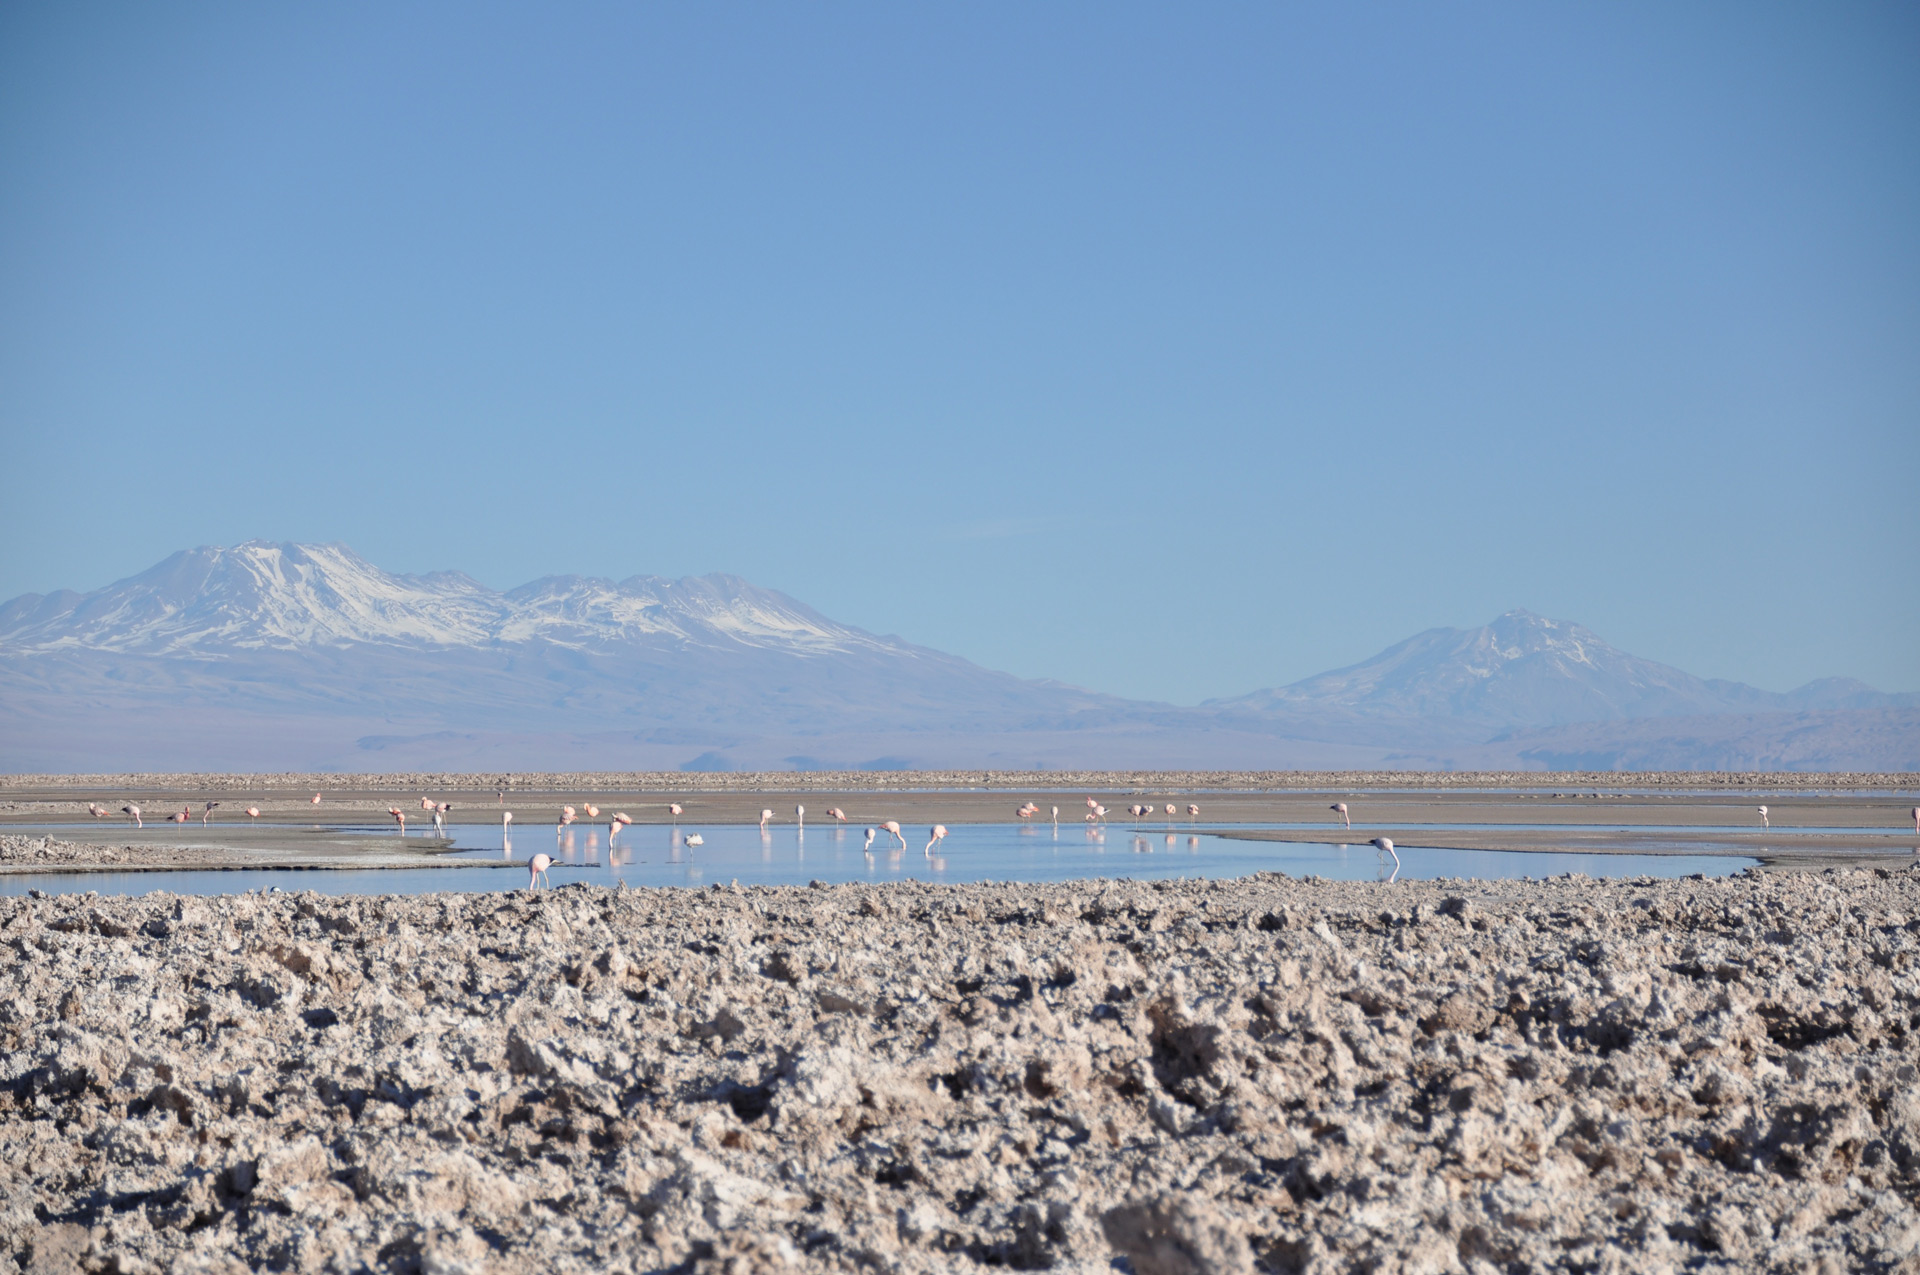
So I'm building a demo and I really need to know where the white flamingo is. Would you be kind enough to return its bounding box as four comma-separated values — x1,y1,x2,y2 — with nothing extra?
1758,805,1770,829
528,852,556,889
863,827,876,853
1371,836,1400,882
1331,802,1350,830
924,824,947,856
796,804,805,828
882,820,906,850
760,808,774,830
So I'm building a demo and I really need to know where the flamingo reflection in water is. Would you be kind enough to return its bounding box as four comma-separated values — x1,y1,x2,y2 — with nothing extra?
1371,836,1401,883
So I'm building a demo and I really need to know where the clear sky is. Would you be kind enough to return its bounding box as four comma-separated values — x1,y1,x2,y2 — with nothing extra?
2,3,1916,704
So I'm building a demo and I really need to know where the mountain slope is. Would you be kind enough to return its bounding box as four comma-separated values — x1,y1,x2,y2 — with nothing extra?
1211,610,1915,727
1,546,1913,772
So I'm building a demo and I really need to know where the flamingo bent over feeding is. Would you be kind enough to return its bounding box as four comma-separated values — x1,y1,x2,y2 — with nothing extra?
924,824,947,856
883,820,906,850
1371,836,1400,881
123,804,143,828
1332,802,1350,830
528,853,556,889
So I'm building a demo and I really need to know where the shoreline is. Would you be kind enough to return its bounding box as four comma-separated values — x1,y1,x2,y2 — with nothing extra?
4,767,1918,794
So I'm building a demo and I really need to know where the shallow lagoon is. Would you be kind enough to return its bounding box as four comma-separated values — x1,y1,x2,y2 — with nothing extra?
0,821,1756,897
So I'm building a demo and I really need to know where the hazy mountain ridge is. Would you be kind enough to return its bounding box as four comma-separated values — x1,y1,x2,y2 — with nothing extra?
1211,610,1917,726
1,544,1913,772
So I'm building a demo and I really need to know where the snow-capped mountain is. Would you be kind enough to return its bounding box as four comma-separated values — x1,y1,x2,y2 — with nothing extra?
0,546,1912,772
0,541,909,659
1209,610,1916,727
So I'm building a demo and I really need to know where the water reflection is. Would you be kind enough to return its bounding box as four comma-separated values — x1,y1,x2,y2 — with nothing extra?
0,823,1764,899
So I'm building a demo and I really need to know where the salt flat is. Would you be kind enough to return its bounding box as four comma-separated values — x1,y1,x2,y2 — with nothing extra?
3,870,1915,1273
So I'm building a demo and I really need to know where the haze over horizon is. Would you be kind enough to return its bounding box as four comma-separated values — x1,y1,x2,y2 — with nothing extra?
3,3,1915,707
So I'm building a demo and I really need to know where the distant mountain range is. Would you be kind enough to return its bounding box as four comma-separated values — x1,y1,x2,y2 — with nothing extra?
1,542,1913,772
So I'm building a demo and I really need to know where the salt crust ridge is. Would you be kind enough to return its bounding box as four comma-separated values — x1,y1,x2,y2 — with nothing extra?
3,870,1916,1272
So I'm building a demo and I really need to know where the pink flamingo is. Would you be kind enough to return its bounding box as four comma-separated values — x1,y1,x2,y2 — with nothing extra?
201,801,220,826
584,803,600,819
1331,802,1350,830
419,797,435,812
85,802,107,818
311,793,322,807
882,820,906,850
1017,803,1039,821
528,853,556,890
1187,803,1199,823
122,804,143,828
557,808,576,836
1371,836,1400,881
760,809,774,830
610,812,632,839
245,806,260,821
828,807,848,823
388,807,407,836
668,802,684,821
924,825,947,856
170,807,190,826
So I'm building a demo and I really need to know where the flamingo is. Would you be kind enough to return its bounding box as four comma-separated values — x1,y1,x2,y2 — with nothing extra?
557,808,576,836
1187,803,1200,823
502,811,514,831
311,793,322,806
796,804,805,828
668,802,684,821
122,804,143,828
528,852,556,890
759,809,774,830
1017,802,1039,821
85,802,107,818
863,827,876,853
611,812,632,838
1331,802,1350,830
924,825,947,856
431,807,446,838
584,803,600,819
1051,806,1058,825
828,807,848,823
882,820,906,850
1757,805,1770,829
388,807,407,836
1164,804,1177,822
170,807,190,826
1912,806,1919,834
1371,836,1400,881
419,797,434,812
684,833,704,848
1091,804,1107,823
201,801,220,826
246,806,260,821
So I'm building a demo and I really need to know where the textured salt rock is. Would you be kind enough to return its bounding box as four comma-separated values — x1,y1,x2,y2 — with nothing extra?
0,869,1915,1273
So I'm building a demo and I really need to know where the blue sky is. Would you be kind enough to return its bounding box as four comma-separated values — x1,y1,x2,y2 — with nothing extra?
2,3,1916,703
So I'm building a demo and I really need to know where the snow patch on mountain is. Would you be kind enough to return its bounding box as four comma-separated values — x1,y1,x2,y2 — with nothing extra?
0,542,898,659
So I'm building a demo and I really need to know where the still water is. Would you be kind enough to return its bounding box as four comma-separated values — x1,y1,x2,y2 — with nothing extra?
0,821,1756,897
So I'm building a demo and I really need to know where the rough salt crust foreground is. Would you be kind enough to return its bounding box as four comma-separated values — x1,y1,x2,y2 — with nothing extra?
3,869,1916,1273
